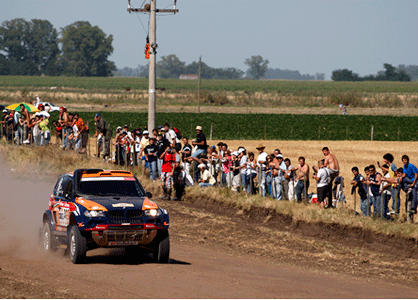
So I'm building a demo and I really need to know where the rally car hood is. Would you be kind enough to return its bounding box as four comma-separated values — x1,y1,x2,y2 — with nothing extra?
75,195,158,211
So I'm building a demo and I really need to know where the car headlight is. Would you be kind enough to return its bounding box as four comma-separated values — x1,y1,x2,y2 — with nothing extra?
144,209,160,217
84,210,105,218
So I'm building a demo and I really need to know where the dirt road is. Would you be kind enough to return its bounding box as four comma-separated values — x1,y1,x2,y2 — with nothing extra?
1,165,418,298
1,239,418,299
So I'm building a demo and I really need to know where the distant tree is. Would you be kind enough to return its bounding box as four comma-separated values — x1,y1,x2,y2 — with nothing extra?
266,68,325,81
0,18,60,75
398,64,418,81
244,55,269,80
60,21,115,77
331,69,360,81
157,54,186,79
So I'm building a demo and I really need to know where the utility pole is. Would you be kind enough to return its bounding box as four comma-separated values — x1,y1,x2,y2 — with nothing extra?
128,1,179,134
198,56,202,114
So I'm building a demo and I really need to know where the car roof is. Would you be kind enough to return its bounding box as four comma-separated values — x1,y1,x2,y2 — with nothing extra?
67,170,134,178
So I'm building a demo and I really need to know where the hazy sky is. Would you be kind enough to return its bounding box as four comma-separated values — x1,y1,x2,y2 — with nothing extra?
2,0,417,78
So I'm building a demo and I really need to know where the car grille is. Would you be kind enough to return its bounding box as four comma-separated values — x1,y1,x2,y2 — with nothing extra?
107,210,143,224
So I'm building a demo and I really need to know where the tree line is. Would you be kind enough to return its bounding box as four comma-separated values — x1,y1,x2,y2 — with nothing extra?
114,55,326,81
0,18,115,77
331,64,415,82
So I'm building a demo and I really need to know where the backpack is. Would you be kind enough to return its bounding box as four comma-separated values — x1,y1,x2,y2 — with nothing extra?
173,127,182,140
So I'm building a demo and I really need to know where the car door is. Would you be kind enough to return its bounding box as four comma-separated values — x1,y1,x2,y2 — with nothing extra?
52,175,73,231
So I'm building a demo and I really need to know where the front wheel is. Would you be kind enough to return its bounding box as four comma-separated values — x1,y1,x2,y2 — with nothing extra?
152,233,170,263
68,225,87,264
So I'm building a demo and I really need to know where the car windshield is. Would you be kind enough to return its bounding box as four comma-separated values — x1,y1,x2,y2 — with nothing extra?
79,177,145,197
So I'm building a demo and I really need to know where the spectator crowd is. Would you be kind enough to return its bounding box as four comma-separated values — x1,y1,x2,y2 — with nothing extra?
1,104,416,220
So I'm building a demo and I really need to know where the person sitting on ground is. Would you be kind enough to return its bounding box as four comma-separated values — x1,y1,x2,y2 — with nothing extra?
197,164,216,188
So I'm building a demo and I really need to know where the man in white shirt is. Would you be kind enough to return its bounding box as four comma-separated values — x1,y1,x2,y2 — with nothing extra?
313,159,330,209
256,144,268,197
163,123,181,151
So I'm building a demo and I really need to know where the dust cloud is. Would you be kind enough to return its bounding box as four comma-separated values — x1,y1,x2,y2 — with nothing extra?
0,155,56,259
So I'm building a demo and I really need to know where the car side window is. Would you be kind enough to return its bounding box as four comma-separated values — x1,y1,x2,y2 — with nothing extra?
54,176,65,197
61,176,73,200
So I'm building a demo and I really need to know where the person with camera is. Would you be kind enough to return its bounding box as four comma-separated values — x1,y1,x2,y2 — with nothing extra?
160,145,176,200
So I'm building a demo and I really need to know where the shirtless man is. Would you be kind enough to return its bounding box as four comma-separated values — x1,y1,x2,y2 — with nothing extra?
292,157,309,203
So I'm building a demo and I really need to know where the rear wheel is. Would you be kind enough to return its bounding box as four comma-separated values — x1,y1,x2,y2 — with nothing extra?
68,225,87,264
42,222,58,252
152,232,170,263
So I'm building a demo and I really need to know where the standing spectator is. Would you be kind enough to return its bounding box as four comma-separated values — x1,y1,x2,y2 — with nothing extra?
221,150,232,187
133,130,142,166
160,145,176,200
350,166,368,216
16,116,24,145
230,151,240,192
313,159,330,209
39,114,51,146
401,155,418,214
139,130,150,167
380,164,392,220
366,165,382,217
73,113,89,154
144,137,159,181
191,126,208,182
172,165,186,201
52,120,62,145
156,133,170,176
197,164,216,187
180,137,192,174
115,130,127,165
322,147,340,203
19,104,30,144
283,158,296,201
31,115,41,146
380,153,399,215
163,123,181,151
256,144,268,196
294,157,310,203
59,107,70,148
270,154,284,200
238,148,248,192
93,113,112,162
246,152,258,194
1,109,8,139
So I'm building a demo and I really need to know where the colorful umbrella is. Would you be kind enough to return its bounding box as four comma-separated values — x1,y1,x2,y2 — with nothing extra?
6,102,40,113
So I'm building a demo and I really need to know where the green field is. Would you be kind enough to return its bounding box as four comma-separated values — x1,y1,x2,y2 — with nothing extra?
1,76,418,95
63,111,418,141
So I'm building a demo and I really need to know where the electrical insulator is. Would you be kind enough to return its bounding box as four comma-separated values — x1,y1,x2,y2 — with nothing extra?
145,43,150,59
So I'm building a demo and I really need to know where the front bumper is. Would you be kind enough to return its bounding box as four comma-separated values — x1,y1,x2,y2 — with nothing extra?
91,227,158,247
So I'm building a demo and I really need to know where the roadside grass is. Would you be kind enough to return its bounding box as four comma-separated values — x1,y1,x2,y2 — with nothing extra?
2,140,418,240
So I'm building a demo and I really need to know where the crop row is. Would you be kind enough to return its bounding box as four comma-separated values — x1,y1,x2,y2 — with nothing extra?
1,76,418,95
59,112,418,142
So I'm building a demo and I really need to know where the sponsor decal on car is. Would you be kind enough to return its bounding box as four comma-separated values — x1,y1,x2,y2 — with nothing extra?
112,203,135,208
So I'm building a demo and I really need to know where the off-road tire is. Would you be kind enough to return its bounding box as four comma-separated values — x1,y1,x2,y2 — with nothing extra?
152,232,170,263
42,222,58,252
69,225,87,264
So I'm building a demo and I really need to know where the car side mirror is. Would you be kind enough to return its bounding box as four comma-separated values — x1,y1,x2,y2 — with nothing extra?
146,192,152,199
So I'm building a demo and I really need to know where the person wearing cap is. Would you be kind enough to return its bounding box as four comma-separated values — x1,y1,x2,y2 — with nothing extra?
198,164,216,187
93,113,112,161
191,126,207,158
139,130,150,167
256,144,268,196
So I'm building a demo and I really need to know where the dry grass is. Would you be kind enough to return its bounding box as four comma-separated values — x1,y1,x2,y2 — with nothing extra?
1,138,418,239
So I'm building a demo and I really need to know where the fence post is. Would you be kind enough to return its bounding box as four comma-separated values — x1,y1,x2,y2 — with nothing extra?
371,125,374,141
398,127,400,141
210,123,213,140
291,125,293,140
318,125,321,140
346,126,348,140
